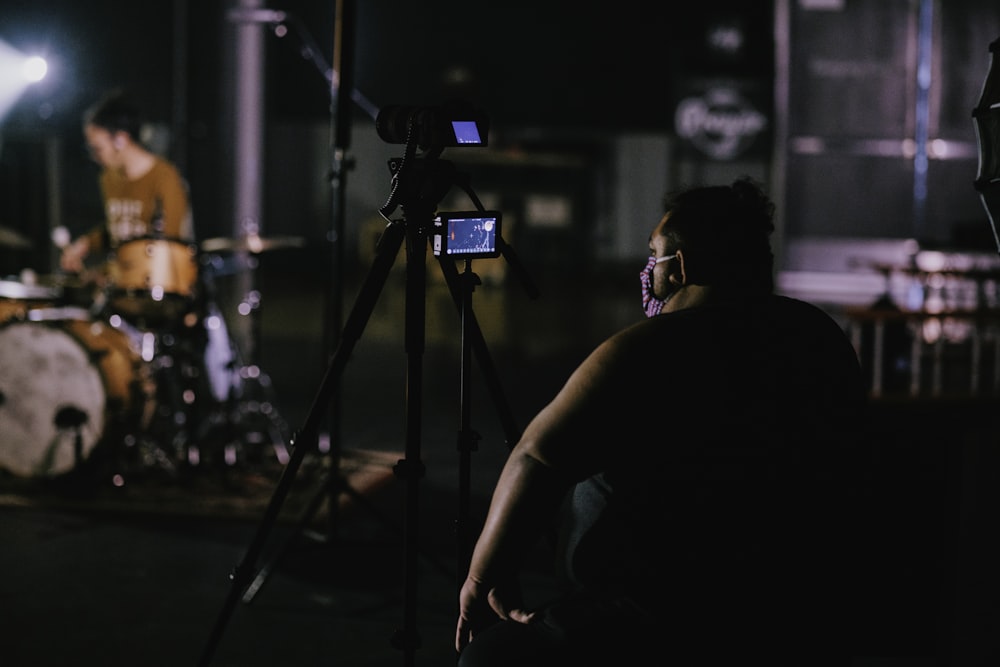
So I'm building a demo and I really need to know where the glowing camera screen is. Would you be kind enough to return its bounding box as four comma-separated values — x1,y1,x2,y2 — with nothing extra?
433,211,502,259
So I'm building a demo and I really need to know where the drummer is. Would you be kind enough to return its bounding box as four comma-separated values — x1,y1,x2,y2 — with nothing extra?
60,88,194,274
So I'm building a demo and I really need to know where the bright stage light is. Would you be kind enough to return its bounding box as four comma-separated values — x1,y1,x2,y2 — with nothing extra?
0,40,48,121
22,56,47,83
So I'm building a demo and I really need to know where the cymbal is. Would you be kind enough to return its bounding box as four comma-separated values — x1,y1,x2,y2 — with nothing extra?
200,234,306,254
0,226,31,249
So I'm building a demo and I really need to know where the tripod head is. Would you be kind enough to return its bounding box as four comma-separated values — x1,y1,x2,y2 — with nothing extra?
382,155,467,223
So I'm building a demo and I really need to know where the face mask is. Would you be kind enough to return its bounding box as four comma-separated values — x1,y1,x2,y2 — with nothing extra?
639,254,677,318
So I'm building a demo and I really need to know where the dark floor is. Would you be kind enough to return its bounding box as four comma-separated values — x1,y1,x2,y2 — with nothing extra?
1,256,998,666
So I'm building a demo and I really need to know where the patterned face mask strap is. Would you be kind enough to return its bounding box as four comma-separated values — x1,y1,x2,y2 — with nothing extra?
640,255,660,317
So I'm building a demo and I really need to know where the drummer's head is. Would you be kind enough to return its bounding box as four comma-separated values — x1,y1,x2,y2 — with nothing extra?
83,89,142,168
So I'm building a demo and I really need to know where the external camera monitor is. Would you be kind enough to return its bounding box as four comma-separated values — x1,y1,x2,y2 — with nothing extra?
433,211,502,259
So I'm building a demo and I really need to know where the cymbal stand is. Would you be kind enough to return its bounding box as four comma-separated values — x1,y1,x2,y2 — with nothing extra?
197,253,290,468
197,212,406,667
252,0,380,548
232,0,394,606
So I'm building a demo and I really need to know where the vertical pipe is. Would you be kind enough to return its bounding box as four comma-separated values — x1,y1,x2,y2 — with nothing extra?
231,0,266,364
45,136,61,273
172,0,189,174
323,0,354,547
770,0,791,275
912,0,933,239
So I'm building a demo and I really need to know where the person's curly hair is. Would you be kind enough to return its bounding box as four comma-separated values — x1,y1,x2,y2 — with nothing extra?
659,176,776,292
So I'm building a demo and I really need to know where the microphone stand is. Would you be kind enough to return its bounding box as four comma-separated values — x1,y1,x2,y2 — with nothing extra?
229,1,386,580
321,0,353,548
973,36,1000,256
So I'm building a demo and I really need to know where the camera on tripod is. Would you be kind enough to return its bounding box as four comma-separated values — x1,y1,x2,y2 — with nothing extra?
432,211,502,259
376,100,489,150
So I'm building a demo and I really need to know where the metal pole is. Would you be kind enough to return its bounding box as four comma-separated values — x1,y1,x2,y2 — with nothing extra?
322,0,354,542
231,0,266,364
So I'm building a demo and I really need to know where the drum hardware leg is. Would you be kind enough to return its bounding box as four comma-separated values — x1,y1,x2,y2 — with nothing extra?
211,252,291,466
138,436,182,477
194,316,291,469
188,369,291,473
185,261,291,471
192,390,286,471
127,342,198,477
231,366,291,466
54,406,89,470
191,407,238,468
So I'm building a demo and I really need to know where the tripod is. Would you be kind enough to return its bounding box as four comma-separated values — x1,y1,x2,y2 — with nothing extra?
198,148,537,666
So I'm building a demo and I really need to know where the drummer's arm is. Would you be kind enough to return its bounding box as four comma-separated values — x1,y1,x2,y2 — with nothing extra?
60,236,91,273
60,227,104,273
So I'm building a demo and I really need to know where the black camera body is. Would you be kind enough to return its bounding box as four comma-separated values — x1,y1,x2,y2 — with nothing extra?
432,211,502,259
376,101,489,150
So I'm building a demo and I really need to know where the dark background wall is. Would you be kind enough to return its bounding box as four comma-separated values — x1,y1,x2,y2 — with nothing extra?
0,0,998,280
783,0,1000,247
0,0,773,274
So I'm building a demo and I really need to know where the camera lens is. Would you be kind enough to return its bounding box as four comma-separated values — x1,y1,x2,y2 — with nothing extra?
375,105,421,145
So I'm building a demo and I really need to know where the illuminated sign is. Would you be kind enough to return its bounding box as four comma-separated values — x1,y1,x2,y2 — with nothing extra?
674,86,768,161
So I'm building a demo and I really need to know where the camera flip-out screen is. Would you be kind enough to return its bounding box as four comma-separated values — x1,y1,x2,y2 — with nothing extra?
375,102,489,149
451,120,484,145
433,211,502,259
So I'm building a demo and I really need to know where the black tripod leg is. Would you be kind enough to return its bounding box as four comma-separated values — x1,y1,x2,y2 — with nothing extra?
242,438,453,604
197,220,405,667
437,257,522,447
436,257,524,581
239,473,328,603
390,219,430,665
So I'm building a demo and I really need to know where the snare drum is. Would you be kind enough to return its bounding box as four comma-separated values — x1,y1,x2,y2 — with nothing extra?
108,236,198,326
0,309,152,478
0,278,60,323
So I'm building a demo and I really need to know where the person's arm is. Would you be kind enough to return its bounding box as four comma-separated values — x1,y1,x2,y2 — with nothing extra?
60,225,106,272
60,236,90,272
455,445,572,640
455,329,641,651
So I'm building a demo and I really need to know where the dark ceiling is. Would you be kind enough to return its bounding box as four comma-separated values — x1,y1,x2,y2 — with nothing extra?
0,0,773,136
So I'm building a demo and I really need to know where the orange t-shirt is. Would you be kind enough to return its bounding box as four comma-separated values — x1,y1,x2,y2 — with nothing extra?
85,157,192,252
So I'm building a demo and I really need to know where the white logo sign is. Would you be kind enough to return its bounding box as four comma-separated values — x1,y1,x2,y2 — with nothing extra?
675,87,768,160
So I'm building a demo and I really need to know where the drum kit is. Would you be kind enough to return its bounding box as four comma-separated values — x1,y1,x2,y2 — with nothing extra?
0,225,303,486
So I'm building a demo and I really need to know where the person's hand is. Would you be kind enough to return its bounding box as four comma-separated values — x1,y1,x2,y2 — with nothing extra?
60,238,89,273
455,574,534,653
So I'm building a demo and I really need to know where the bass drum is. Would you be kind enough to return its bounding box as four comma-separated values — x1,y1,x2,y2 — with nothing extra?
0,310,152,478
